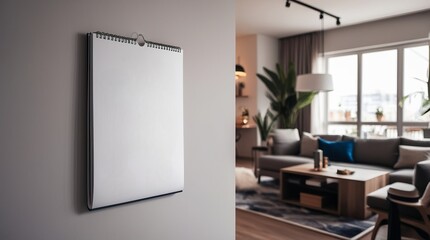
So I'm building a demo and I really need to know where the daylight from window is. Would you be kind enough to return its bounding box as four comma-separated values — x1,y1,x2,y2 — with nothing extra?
326,43,429,139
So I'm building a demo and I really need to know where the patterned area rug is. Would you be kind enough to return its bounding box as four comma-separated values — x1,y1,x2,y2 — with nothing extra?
235,168,376,240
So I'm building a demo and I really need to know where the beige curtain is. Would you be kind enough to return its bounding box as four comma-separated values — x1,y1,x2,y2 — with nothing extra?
279,32,321,133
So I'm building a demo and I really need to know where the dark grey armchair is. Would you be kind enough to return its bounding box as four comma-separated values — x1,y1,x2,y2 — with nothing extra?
366,160,430,239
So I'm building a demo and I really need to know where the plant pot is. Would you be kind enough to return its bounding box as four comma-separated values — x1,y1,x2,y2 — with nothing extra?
376,115,383,122
260,140,267,147
344,111,351,121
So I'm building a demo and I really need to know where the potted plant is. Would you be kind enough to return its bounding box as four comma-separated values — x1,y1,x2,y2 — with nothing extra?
375,107,384,122
256,63,316,129
400,63,430,137
253,110,277,146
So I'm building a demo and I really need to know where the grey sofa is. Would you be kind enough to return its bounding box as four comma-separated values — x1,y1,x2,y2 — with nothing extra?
258,132,430,185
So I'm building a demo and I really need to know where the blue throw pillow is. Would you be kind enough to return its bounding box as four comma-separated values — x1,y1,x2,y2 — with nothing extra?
318,138,355,163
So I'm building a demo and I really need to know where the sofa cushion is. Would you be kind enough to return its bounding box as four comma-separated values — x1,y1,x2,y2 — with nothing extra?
367,184,422,220
318,138,355,163
389,169,414,184
259,155,312,171
272,129,300,155
354,138,400,168
394,145,430,169
300,132,319,158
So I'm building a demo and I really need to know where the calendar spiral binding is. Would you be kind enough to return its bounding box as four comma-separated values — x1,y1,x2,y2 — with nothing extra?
93,31,182,53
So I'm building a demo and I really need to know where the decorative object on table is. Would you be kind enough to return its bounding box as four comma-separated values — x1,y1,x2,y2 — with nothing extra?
313,149,323,170
252,110,277,146
240,106,249,125
323,156,329,168
375,106,384,122
337,169,355,175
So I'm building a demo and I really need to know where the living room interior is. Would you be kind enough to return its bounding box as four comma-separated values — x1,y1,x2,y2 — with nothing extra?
235,0,430,239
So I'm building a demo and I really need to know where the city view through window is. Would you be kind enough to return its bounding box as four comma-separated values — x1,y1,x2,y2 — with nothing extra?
327,44,429,139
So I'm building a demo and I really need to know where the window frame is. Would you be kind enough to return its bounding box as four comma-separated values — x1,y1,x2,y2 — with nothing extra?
325,41,429,138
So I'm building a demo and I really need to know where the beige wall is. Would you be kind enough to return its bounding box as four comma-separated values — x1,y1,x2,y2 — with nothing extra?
0,0,235,239
325,10,430,53
236,35,258,157
236,35,278,157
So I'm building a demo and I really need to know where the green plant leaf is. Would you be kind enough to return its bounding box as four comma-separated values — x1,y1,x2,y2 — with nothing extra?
257,62,315,129
295,92,317,110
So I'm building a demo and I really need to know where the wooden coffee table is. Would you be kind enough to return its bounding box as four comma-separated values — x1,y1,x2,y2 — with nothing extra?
280,163,388,219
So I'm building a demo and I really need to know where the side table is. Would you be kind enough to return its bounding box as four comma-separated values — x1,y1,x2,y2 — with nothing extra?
251,146,268,180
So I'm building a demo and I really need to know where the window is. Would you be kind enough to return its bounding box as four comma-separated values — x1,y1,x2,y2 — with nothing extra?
327,55,357,122
403,45,430,122
362,50,397,122
327,43,429,139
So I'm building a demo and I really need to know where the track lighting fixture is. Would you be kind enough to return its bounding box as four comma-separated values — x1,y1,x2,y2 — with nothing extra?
285,0,341,26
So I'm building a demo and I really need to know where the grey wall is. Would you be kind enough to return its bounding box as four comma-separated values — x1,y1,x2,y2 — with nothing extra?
325,10,430,53
0,1,235,239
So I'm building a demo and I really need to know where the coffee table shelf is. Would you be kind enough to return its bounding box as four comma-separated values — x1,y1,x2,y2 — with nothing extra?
281,173,339,215
280,164,388,219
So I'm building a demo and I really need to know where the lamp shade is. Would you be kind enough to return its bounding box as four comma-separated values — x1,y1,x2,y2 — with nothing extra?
235,64,247,78
295,73,333,92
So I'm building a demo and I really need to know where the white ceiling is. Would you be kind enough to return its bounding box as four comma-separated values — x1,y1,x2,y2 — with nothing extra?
236,0,430,38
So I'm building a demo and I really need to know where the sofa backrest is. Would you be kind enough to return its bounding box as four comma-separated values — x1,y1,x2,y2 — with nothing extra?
354,138,400,168
414,160,430,196
401,137,430,147
315,134,343,142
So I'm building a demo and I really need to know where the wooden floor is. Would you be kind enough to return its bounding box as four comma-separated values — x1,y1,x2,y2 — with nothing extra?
235,158,373,240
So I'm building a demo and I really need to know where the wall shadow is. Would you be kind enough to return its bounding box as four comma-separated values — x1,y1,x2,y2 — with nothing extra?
73,33,89,214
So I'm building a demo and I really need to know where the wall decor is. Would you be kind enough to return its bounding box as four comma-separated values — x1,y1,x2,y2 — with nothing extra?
87,32,184,210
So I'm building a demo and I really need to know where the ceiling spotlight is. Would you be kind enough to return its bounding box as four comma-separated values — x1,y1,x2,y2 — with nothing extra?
285,0,341,27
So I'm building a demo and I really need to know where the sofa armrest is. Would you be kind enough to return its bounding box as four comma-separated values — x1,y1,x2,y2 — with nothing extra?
414,160,430,196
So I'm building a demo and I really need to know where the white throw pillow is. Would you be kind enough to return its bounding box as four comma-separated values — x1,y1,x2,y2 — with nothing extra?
235,167,258,190
394,145,430,169
300,132,319,158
